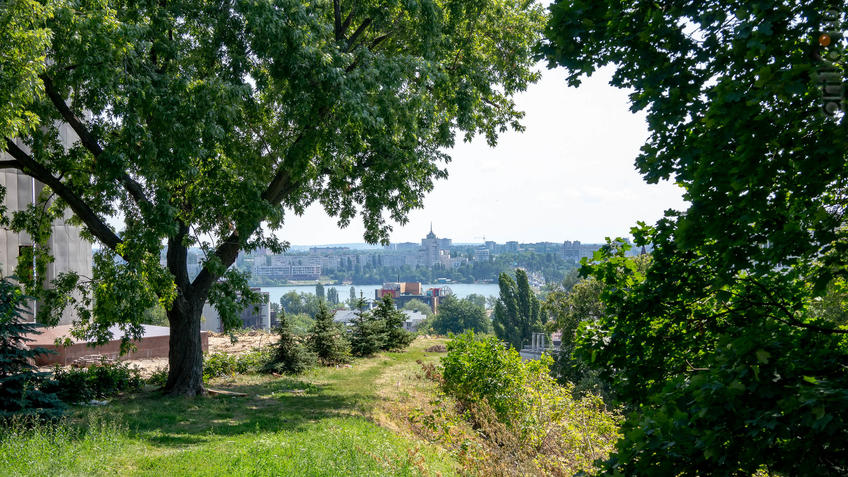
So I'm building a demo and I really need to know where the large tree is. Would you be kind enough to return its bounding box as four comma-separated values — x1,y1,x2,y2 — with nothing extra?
0,0,545,395
492,269,541,348
431,294,489,334
544,0,848,473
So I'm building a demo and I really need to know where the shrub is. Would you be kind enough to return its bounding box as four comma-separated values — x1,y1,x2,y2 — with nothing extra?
441,331,533,422
0,278,63,418
263,312,315,375
203,348,270,381
147,367,168,387
431,331,622,475
44,360,143,403
306,303,349,365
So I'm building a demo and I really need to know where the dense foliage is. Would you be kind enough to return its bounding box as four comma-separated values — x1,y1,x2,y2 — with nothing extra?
431,332,621,474
1,0,546,395
0,278,63,418
326,287,339,305
306,303,350,365
544,1,848,474
493,269,543,348
348,303,383,357
430,295,490,334
44,361,143,403
279,291,323,318
372,295,414,351
202,349,271,381
263,312,315,375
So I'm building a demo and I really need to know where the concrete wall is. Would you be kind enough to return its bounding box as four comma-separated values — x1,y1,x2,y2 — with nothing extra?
1,135,93,324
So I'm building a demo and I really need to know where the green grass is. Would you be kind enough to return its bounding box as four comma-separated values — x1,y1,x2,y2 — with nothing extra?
0,339,457,476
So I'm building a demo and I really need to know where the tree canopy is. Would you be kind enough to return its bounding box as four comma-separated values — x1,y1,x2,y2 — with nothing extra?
0,0,545,394
493,269,542,348
432,294,490,334
543,0,848,473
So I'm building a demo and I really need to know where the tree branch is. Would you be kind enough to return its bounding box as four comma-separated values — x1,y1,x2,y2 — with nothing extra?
748,278,848,334
345,18,372,53
40,74,152,208
340,12,354,39
334,0,343,40
191,134,303,297
3,139,124,253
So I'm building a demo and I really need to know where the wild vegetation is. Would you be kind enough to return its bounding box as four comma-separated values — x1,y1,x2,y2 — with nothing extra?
542,0,848,474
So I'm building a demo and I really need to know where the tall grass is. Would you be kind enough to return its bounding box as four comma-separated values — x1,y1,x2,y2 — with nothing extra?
0,412,127,475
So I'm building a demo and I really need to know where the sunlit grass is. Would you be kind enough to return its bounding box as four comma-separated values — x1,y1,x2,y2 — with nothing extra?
0,338,458,476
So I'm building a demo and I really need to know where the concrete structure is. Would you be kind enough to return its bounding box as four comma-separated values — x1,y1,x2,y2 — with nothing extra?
519,332,561,361
332,309,358,325
401,310,426,332
201,288,271,332
1,135,93,324
24,324,209,366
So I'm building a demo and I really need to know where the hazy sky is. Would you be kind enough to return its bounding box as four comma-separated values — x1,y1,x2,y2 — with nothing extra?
281,65,688,246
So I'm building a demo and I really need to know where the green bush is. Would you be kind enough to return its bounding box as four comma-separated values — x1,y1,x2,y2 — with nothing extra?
203,348,270,381
44,361,143,403
431,331,622,474
441,331,538,422
146,367,168,387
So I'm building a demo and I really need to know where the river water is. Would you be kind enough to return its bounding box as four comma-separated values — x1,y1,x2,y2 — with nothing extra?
261,283,500,304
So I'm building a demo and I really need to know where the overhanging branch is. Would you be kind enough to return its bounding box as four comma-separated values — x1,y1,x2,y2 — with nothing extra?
3,138,124,254
40,74,152,208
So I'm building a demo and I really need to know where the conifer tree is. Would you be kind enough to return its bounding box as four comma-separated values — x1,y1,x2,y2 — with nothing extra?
349,299,383,357
306,302,350,365
0,278,63,418
263,310,314,375
373,295,413,351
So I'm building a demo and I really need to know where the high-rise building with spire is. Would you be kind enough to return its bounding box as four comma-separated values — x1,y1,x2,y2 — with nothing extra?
420,224,451,267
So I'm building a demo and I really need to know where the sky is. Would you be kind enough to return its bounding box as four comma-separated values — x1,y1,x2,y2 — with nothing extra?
280,65,689,246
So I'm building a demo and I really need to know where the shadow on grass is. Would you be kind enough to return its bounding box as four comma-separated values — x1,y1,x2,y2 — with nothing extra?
93,374,375,449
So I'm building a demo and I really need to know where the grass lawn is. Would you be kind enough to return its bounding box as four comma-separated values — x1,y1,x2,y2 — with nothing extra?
0,338,458,476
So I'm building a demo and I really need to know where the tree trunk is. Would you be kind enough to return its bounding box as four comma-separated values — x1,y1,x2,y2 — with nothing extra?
163,224,208,396
164,292,206,396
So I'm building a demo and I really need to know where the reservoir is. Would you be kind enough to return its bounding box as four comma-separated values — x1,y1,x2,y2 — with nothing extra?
262,283,500,305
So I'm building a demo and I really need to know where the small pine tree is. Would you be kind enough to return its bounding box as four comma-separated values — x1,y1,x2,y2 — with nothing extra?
263,310,314,375
306,303,350,365
373,295,413,351
348,299,383,357
0,278,63,418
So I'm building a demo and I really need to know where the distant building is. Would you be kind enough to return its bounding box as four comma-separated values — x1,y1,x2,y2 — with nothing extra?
420,224,451,268
309,246,350,254
402,310,427,331
374,281,448,313
474,247,490,262
561,240,581,262
253,264,321,280
506,241,519,252
201,288,270,332
332,309,358,325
